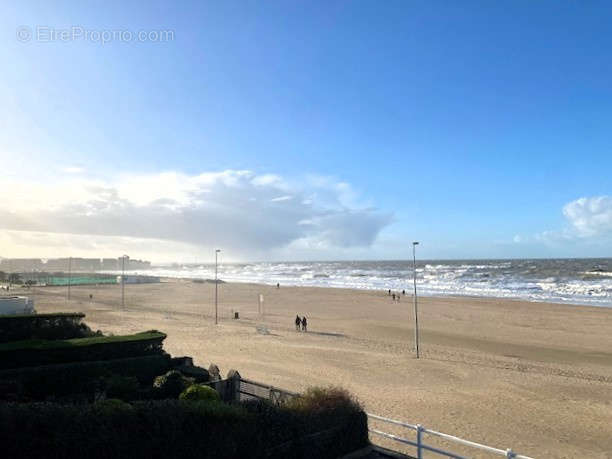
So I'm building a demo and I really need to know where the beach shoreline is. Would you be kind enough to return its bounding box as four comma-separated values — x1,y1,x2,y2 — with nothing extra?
97,256,612,308
159,276,612,310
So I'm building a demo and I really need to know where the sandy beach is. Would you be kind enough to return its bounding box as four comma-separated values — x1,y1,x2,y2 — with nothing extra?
27,280,612,458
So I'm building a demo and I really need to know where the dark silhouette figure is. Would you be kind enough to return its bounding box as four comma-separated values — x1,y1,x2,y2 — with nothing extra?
392,293,396,301
402,289,406,295
295,315,301,330
301,316,307,332
277,283,280,289
388,289,391,296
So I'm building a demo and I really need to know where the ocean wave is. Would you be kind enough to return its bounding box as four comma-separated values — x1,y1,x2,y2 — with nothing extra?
126,258,612,307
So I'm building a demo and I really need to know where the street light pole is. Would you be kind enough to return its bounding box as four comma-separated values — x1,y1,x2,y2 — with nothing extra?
412,242,420,359
67,257,72,301
121,255,126,309
215,249,221,325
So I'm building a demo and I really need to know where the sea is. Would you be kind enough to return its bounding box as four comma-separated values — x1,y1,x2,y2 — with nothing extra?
123,258,612,308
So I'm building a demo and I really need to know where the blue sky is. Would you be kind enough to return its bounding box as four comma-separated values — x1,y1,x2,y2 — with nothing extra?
1,1,611,262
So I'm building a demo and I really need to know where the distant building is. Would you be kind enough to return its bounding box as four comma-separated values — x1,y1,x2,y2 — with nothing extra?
117,256,151,271
44,258,71,271
101,258,119,270
0,257,151,273
128,259,152,270
0,259,43,271
71,258,102,271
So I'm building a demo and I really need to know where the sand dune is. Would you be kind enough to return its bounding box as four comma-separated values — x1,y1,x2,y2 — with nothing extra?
27,280,612,458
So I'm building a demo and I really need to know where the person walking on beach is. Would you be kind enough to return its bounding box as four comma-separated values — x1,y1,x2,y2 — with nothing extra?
295,315,301,331
301,316,307,332
388,289,391,296
392,293,396,301
277,283,280,289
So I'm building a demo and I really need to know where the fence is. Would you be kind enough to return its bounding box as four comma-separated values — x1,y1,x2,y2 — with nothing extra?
367,413,534,459
204,378,235,402
237,377,299,405
212,375,534,459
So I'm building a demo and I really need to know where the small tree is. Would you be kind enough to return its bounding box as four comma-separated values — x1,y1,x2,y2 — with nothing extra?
8,273,21,285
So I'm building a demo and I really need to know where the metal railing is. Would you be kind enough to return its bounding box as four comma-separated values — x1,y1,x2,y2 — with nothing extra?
238,377,299,405
367,413,534,459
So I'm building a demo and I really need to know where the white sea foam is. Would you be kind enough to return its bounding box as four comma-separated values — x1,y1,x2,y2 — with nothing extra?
111,258,612,307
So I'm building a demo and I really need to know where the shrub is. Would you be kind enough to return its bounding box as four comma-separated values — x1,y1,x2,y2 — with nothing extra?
0,354,171,401
0,313,92,343
104,375,140,400
285,386,362,414
177,364,210,382
179,384,220,401
246,386,368,459
0,331,167,370
0,385,368,459
0,399,252,459
94,398,134,415
153,370,191,399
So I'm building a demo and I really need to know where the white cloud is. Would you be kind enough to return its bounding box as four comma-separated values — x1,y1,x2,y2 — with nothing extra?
270,195,293,202
563,196,612,238
0,170,392,261
61,166,84,174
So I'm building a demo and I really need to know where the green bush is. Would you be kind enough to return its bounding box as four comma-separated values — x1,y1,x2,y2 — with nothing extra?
0,331,167,370
179,384,220,401
104,375,140,400
153,370,192,399
244,387,368,459
0,354,171,401
0,399,251,459
94,398,135,415
285,386,362,414
0,386,368,459
0,313,92,343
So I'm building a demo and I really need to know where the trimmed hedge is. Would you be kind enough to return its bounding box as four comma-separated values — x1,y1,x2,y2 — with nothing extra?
0,399,251,459
0,388,369,459
0,354,171,401
0,313,91,343
0,331,167,370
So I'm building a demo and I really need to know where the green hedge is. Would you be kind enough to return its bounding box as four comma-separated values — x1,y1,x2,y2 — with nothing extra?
0,331,167,370
0,354,171,401
0,388,368,459
0,313,91,343
249,387,369,459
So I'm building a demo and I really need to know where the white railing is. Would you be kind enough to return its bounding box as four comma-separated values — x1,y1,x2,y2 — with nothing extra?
367,413,535,459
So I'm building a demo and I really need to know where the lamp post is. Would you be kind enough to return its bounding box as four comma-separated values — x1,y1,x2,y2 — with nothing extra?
67,257,72,301
412,242,420,359
121,255,127,309
215,249,221,325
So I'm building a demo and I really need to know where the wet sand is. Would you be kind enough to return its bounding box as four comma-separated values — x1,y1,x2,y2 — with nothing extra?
26,280,612,458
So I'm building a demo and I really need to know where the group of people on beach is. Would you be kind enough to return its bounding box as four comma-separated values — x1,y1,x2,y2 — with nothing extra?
388,289,406,302
294,314,307,332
